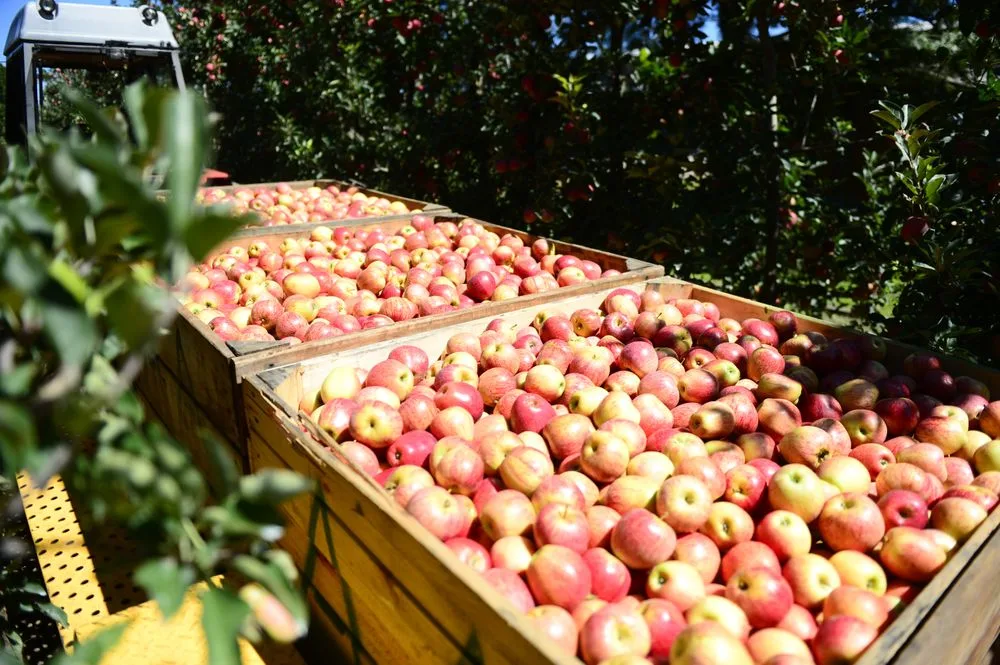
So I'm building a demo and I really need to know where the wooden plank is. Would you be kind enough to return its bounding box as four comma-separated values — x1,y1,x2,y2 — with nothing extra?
242,382,575,665
154,306,242,445
251,433,476,665
135,356,247,493
236,268,664,379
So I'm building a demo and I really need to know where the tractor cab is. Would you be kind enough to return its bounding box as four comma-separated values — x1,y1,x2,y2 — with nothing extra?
4,1,185,147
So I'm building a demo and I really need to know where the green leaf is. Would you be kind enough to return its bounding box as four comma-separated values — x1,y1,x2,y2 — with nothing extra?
202,430,241,498
870,110,901,131
0,400,38,472
164,92,208,235
238,469,313,505
62,88,126,145
925,173,947,206
48,258,92,304
201,587,250,665
50,623,128,665
40,282,99,367
29,601,69,627
122,81,150,152
183,211,253,263
134,558,196,620
907,101,940,126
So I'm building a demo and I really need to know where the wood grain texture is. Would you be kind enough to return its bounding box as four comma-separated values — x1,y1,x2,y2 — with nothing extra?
135,356,247,493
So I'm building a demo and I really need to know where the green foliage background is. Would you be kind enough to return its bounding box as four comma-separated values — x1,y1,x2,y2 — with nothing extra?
137,0,998,364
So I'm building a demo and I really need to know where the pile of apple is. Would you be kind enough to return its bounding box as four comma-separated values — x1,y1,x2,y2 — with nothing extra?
179,217,619,344
300,287,1000,665
197,182,417,226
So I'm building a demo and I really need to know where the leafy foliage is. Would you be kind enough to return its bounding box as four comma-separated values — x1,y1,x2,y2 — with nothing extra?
156,0,999,364
0,84,309,662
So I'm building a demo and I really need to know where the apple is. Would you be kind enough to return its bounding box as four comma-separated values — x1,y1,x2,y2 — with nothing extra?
818,492,885,552
768,464,826,522
828,550,887,596
875,397,921,436
499,446,554,496
719,541,781,583
586,505,622,549
941,484,998,512
640,598,687,661
799,393,843,422
723,464,766,512
349,401,403,448
930,496,987,541
534,503,590,553
646,560,706,611
874,463,929,499
611,508,677,569
669,622,753,665
313,398,359,442
405,486,468,541
429,440,484,495
757,398,802,441
782,553,840,609
490,535,535,573
973,439,1000,474
817,455,870,493
699,501,754,551
677,369,719,404
510,393,558,434
811,615,878,665
579,605,652,665
823,585,888,629
445,537,492,573
879,526,947,581
531,475,587,512
582,547,631,603
672,533,721,584
725,566,794,628
840,409,888,446
479,490,536,539
849,443,895,481
877,489,929,529
601,476,660,514
735,432,776,461
757,373,803,403
526,544,592,611
482,568,535,613
639,371,680,409
755,510,812,562
688,401,736,440
685,595,751,641
626,451,674,484
915,416,967,455
581,431,631,483
778,425,846,469
748,346,785,381
745,628,812,664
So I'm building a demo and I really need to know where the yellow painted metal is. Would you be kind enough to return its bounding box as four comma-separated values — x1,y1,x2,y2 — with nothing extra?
71,582,306,665
17,473,111,642
17,474,306,665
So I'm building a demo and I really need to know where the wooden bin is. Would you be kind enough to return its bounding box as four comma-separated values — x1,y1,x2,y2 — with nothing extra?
198,178,450,217
241,276,1000,665
137,214,663,482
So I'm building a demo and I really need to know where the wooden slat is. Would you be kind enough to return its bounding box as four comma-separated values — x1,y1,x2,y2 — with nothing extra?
242,382,576,665
154,306,242,446
135,356,247,493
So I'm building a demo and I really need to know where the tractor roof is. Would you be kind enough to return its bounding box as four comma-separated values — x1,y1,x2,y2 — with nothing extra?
5,2,179,57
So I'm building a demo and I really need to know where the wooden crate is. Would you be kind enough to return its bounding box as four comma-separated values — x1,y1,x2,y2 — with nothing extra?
242,276,1000,665
138,214,663,476
197,178,450,216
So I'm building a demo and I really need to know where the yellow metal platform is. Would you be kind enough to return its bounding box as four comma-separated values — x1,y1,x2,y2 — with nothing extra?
17,473,306,665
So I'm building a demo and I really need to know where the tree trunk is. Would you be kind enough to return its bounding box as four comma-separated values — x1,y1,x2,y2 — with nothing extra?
756,5,782,303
